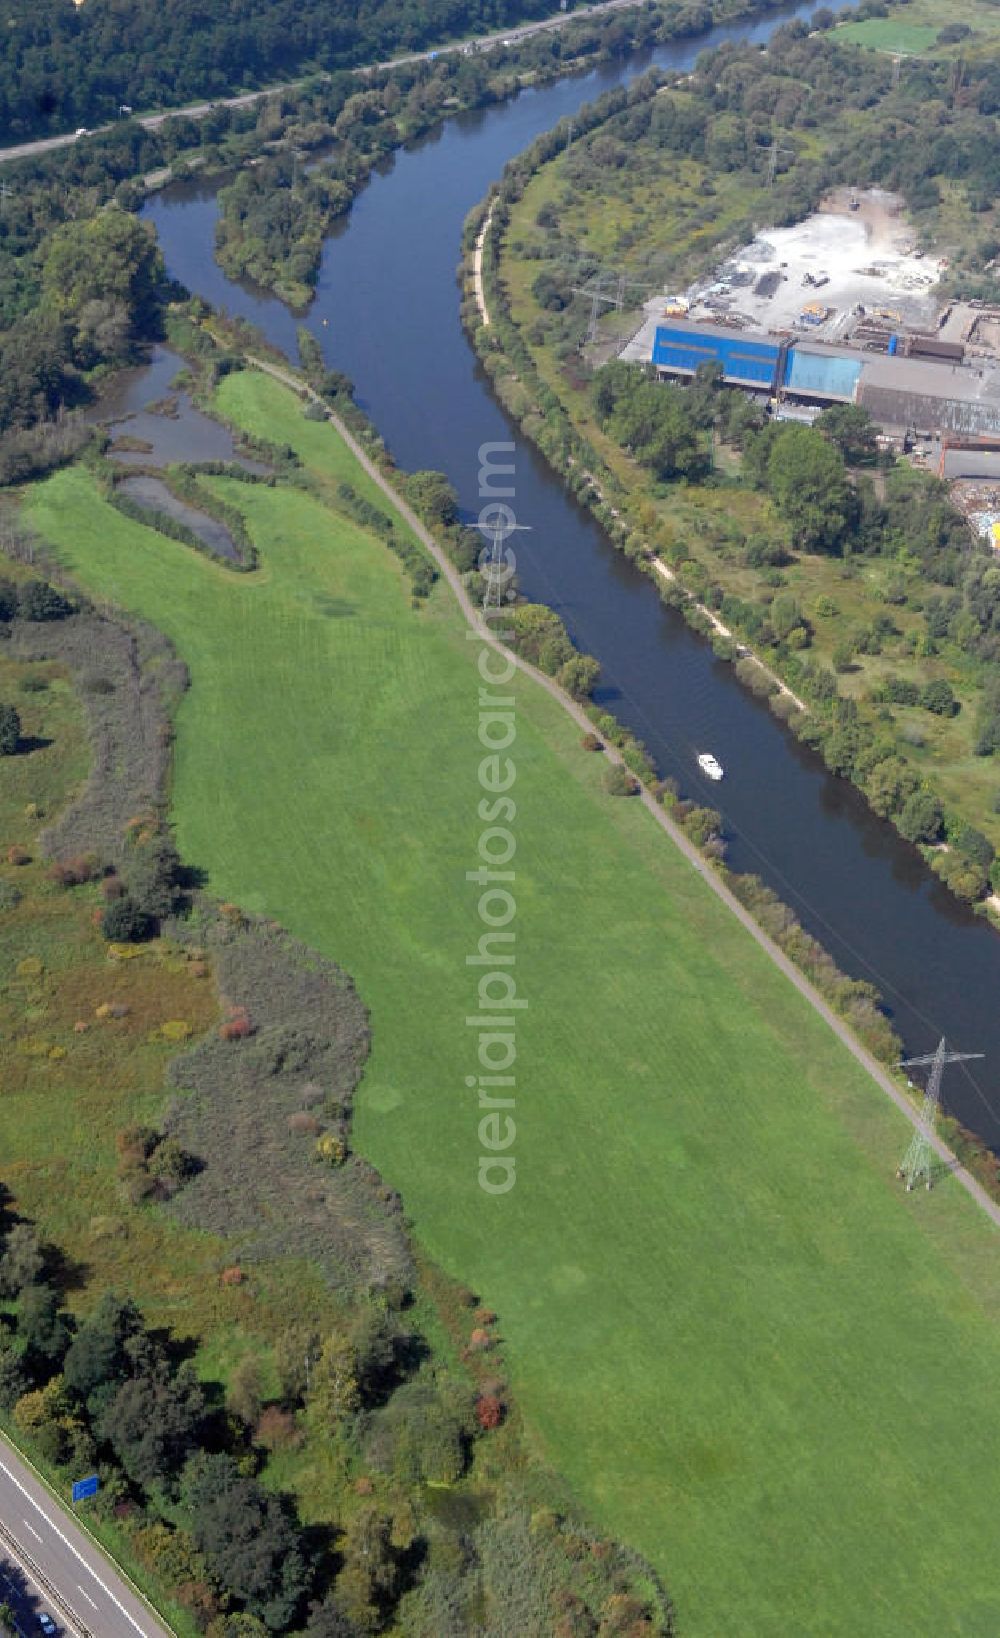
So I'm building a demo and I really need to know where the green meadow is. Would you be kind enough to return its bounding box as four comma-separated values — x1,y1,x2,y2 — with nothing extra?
22,368,1000,1634
836,18,940,54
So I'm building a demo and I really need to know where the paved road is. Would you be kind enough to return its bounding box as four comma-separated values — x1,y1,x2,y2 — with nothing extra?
247,351,1000,1232
0,1438,170,1638
0,0,647,168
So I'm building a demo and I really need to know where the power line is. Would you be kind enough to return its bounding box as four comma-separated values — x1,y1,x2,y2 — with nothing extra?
897,1038,983,1190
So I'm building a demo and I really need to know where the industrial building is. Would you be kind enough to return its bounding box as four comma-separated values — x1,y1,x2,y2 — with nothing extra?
648,318,1000,439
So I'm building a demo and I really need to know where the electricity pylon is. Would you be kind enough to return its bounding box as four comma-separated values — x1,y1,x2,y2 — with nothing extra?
896,1037,982,1191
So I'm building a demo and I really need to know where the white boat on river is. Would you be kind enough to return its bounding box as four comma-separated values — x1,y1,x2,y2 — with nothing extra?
697,752,724,781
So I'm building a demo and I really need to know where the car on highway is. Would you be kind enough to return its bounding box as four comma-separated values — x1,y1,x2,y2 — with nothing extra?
37,1614,58,1635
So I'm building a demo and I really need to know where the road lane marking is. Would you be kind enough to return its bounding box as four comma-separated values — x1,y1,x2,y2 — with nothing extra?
22,1521,42,1543
0,1456,158,1636
0,1526,86,1638
77,1583,98,1609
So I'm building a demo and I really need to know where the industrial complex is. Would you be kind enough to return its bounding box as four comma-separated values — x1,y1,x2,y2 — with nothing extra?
620,191,1000,502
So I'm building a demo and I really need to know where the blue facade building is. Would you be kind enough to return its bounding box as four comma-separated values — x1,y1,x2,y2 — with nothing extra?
652,322,781,389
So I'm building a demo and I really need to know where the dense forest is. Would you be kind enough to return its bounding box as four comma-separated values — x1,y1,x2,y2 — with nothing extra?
0,0,571,141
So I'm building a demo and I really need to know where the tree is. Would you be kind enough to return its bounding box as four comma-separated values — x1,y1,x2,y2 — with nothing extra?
0,1224,43,1296
769,593,805,644
558,653,600,699
309,1333,359,1431
333,1507,405,1635
302,1600,359,1638
764,425,850,553
98,1351,204,1491
0,705,20,757
41,210,164,363
816,404,877,465
951,824,994,871
182,1453,309,1632
405,471,458,530
64,1291,144,1415
124,827,183,920
275,1325,321,1406
227,1355,263,1428
101,896,153,943
865,758,918,821
934,848,989,902
896,789,943,844
0,1336,28,1412
17,1283,70,1371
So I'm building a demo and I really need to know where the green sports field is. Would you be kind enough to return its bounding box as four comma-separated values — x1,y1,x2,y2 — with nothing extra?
24,369,1000,1634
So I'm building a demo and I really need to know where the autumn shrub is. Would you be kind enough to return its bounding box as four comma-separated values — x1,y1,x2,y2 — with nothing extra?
219,1008,254,1041
580,731,603,751
255,1406,301,1452
47,852,100,887
476,1393,504,1430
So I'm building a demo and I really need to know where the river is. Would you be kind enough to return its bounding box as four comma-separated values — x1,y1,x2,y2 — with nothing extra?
141,1,1000,1148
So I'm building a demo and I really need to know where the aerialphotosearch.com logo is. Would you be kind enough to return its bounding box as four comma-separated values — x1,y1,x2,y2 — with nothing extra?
466,442,525,1196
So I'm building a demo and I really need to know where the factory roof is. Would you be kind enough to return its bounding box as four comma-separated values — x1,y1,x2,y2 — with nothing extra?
859,353,1000,405
652,317,781,348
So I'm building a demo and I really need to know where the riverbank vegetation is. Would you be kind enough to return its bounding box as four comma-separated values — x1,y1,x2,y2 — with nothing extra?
470,17,1000,903
16,364,1000,1634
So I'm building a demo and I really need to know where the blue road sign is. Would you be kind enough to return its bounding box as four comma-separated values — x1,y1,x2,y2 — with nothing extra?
71,1474,99,1503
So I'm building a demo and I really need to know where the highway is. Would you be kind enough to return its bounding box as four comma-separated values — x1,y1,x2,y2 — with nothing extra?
0,0,647,167
0,1438,170,1638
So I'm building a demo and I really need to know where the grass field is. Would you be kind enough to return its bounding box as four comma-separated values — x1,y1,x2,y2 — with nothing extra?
836,18,940,53
22,368,1000,1634
837,0,1000,56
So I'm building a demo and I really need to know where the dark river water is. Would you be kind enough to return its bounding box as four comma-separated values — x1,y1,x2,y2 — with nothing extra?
141,2,1000,1146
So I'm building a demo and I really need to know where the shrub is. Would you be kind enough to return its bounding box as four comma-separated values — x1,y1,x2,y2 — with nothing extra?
255,1407,301,1452
314,1132,346,1166
6,846,30,866
603,764,638,797
921,679,958,717
47,853,100,887
580,732,603,751
18,580,72,622
220,1007,254,1041
476,1393,504,1430
0,704,21,756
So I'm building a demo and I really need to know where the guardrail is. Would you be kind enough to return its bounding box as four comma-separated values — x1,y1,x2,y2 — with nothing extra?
0,1512,92,1637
